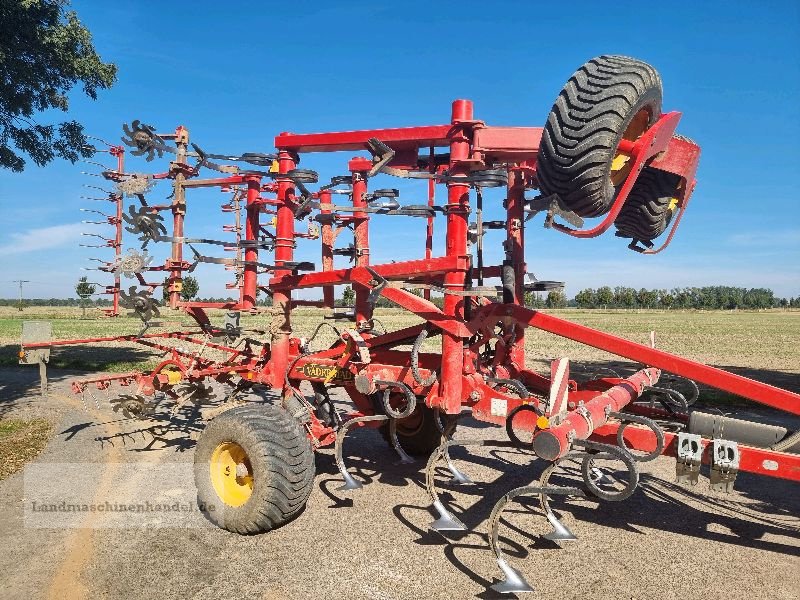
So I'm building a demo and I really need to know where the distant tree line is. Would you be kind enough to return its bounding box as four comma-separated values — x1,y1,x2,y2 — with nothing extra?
3,285,795,311
0,297,114,307
572,286,795,310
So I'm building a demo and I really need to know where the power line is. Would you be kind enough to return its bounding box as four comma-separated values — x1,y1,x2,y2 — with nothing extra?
12,279,30,311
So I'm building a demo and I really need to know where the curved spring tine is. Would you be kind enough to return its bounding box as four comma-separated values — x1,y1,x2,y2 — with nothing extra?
539,458,586,541
388,419,414,464
334,414,388,491
488,484,583,594
425,440,467,532
434,409,473,484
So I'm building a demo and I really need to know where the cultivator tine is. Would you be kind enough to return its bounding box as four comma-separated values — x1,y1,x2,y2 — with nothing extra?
488,484,583,594
334,414,389,491
425,438,514,532
388,419,414,464
434,410,472,484
425,442,467,532
539,459,583,541
443,446,471,485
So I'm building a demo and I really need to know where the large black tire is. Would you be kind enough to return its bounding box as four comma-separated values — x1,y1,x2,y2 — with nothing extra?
194,404,315,534
614,167,681,242
537,55,663,217
377,403,451,456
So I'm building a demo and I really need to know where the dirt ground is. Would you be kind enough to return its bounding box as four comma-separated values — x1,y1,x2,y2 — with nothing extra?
0,366,798,600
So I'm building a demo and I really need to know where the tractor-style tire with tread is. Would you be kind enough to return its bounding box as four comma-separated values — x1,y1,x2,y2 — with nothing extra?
378,404,451,456
614,167,681,242
194,404,315,534
537,55,663,217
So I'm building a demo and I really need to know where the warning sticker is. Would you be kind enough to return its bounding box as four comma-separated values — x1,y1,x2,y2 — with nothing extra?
490,398,508,417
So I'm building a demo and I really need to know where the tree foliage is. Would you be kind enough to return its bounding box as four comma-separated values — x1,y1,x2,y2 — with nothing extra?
340,285,355,306
74,275,95,299
181,275,199,301
545,289,567,309
571,286,782,310
0,0,117,171
162,275,200,302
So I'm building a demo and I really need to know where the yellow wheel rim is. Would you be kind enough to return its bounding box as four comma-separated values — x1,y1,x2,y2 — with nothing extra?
610,108,651,186
209,441,253,507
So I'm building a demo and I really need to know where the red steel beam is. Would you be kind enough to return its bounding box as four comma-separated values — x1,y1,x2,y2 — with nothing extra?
270,256,465,290
533,367,660,460
439,99,473,414
592,424,800,482
269,149,297,388
275,125,453,153
491,305,800,416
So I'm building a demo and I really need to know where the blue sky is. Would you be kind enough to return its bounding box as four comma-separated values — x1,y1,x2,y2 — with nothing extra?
1,0,798,300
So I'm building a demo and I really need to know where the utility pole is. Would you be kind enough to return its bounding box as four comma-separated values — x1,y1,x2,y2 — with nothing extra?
13,279,29,312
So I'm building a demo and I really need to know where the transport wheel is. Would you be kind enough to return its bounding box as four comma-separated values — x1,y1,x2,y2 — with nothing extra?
614,167,681,242
194,404,315,534
378,403,453,455
537,55,663,217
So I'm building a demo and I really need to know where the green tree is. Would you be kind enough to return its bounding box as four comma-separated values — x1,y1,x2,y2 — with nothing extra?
545,289,567,309
574,288,596,309
614,286,636,309
162,275,199,302
0,0,117,171
596,286,613,309
341,285,355,306
181,275,199,301
659,290,674,309
75,275,96,318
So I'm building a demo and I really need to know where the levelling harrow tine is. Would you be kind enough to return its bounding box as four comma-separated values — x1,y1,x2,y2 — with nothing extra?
488,484,584,595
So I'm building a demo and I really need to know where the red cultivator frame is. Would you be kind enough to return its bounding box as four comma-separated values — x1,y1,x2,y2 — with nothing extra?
20,55,799,593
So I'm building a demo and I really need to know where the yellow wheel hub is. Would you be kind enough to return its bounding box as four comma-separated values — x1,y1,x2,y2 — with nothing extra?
210,441,253,507
610,109,651,186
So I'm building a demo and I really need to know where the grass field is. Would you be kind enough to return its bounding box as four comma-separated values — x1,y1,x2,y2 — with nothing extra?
2,306,798,396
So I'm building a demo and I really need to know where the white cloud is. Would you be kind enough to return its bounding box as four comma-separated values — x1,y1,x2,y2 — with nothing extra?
0,223,86,256
727,230,800,246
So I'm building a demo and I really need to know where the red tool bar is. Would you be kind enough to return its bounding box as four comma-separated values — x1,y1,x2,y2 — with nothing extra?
592,424,800,482
270,255,465,290
495,305,800,415
533,367,660,460
275,125,453,153
471,126,542,161
22,331,197,349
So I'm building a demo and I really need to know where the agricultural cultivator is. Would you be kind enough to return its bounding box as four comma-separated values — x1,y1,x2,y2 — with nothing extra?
19,55,800,593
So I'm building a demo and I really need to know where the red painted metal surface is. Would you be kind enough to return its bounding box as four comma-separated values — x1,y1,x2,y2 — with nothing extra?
479,304,800,415
592,424,800,482
533,367,661,460
26,91,800,490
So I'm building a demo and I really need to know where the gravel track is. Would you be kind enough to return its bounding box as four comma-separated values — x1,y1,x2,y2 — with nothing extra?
0,366,798,600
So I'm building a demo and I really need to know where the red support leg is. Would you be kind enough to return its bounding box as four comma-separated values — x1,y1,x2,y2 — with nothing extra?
270,148,296,388
241,176,261,309
439,99,473,414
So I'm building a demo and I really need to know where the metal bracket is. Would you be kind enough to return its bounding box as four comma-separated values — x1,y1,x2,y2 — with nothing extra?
525,193,584,228
675,432,703,485
364,266,388,308
709,439,740,493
